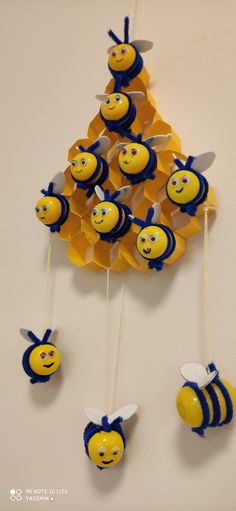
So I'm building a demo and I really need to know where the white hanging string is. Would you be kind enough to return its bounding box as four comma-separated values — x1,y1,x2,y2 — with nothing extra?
104,268,110,413
203,203,209,366
108,274,126,414
42,232,53,334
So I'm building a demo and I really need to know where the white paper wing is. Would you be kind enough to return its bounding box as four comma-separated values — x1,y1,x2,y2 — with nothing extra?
117,186,131,202
150,203,161,224
180,362,217,388
144,134,171,151
108,404,138,424
95,185,105,201
95,94,107,102
128,91,146,107
191,152,216,173
19,328,32,342
84,407,104,426
51,172,65,194
131,40,153,53
96,136,111,155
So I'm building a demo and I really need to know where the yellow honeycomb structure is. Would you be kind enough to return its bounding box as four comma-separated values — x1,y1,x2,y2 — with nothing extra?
56,67,216,273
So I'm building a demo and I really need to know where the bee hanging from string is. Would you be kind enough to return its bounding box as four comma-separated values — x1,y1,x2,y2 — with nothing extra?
177,362,236,437
107,16,153,84
70,136,111,198
96,75,146,135
166,152,216,216
84,404,137,469
20,328,61,384
91,185,132,243
129,203,176,271
35,172,69,232
115,132,171,185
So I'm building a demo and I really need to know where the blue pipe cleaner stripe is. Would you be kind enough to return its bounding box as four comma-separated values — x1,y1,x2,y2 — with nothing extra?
205,384,221,427
183,382,210,437
214,379,233,426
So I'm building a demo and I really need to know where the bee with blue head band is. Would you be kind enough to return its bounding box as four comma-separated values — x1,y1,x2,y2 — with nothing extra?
115,132,171,185
166,152,216,216
129,203,176,271
70,136,111,198
20,328,61,384
35,172,69,233
107,16,153,84
177,362,236,437
91,185,132,243
84,404,137,469
96,75,146,135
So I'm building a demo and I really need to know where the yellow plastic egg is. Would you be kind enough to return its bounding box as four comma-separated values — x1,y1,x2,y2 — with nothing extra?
136,225,168,260
88,430,124,468
118,143,150,175
29,344,61,376
108,44,136,72
100,93,129,121
35,197,62,225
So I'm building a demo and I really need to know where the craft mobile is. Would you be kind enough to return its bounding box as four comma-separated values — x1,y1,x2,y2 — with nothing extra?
116,132,171,184
70,136,111,198
84,404,137,469
177,363,236,437
166,152,216,216
20,328,61,384
107,16,153,83
35,172,69,232
91,185,132,243
130,203,176,271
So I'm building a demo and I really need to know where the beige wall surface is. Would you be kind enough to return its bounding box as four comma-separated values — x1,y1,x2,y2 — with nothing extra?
1,0,236,510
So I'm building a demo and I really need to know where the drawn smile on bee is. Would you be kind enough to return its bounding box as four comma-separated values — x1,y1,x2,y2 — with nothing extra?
143,247,151,254
176,187,184,194
43,362,54,368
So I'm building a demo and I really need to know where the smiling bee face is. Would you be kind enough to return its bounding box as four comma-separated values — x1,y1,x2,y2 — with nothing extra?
88,430,124,468
136,225,168,259
91,201,120,233
118,143,150,175
35,197,62,225
71,152,98,182
29,344,61,376
166,170,200,205
100,93,129,121
108,44,136,72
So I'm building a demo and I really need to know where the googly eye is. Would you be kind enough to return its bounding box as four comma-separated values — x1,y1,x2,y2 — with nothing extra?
112,49,117,57
101,208,107,216
139,234,148,243
71,160,78,167
111,447,120,456
98,447,107,457
39,352,47,360
80,158,87,166
131,148,138,156
170,177,179,187
121,47,127,54
48,350,55,358
42,205,48,212
115,94,121,102
92,208,98,217
150,234,158,243
35,207,40,213
104,97,111,105
121,147,128,155
181,175,190,185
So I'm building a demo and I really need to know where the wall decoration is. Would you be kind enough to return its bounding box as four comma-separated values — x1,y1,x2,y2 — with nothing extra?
34,16,216,272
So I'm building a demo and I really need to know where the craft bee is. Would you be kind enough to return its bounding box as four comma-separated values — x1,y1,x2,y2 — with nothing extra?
70,136,111,198
84,404,137,469
115,132,170,184
35,172,69,232
91,185,132,243
177,362,236,436
96,76,145,135
20,328,61,384
129,203,176,271
166,152,216,216
107,16,153,83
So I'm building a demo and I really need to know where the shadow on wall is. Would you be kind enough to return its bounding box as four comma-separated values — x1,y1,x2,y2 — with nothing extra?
175,421,234,467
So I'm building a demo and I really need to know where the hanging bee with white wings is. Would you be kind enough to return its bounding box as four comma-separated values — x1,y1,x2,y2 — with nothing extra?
84,404,138,469
177,362,236,436
70,136,111,198
35,172,69,232
91,185,132,243
129,203,176,271
20,328,61,384
107,16,153,84
115,132,171,184
166,152,216,216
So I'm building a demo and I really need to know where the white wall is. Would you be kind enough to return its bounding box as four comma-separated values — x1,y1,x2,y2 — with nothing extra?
1,0,236,510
